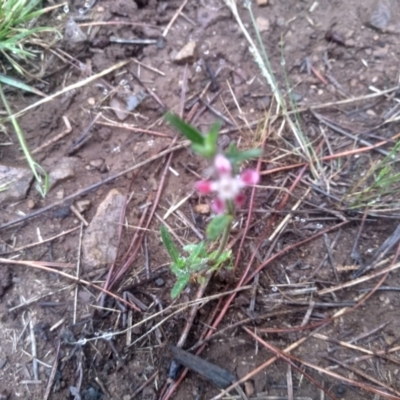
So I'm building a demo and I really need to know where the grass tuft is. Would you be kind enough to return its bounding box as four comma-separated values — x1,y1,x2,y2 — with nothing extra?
0,0,59,76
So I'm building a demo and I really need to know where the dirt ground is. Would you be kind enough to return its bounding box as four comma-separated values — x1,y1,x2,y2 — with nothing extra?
2,0,400,399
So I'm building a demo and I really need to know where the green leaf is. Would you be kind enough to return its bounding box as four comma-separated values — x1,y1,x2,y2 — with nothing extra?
206,215,233,240
225,144,262,165
214,249,232,266
0,73,46,96
170,261,187,276
184,241,207,262
160,225,180,264
171,274,190,299
165,113,204,145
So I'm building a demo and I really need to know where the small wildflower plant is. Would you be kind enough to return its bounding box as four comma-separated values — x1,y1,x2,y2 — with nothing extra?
162,113,262,299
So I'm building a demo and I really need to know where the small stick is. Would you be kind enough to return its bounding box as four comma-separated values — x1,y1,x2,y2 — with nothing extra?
162,0,189,37
204,60,219,92
0,141,190,231
69,205,89,226
318,260,400,295
0,227,79,255
67,112,102,155
43,340,60,400
287,364,293,400
132,58,165,76
131,370,158,398
0,258,141,311
96,120,170,138
300,300,315,327
200,96,234,126
10,60,129,119
29,116,72,156
323,233,339,282
144,235,150,280
73,223,84,324
350,207,368,266
325,356,400,397
311,111,390,157
29,316,39,381
307,230,342,280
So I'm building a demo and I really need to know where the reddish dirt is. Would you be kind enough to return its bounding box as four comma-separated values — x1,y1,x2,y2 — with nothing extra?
1,0,400,399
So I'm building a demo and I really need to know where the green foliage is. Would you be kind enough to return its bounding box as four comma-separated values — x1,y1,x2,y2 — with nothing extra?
160,225,232,299
160,225,180,264
348,140,400,211
225,143,262,167
165,113,204,145
206,214,233,240
0,0,58,74
165,113,219,159
0,83,48,196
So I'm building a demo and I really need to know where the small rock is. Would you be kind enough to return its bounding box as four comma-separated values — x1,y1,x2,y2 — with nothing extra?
174,41,197,64
87,97,96,105
82,189,126,269
373,44,389,57
64,18,87,43
194,204,210,215
48,157,78,190
155,278,165,287
256,96,271,110
89,159,104,169
256,0,268,5
110,97,129,121
75,200,91,213
27,199,36,209
0,164,33,205
56,189,65,199
244,381,254,397
256,16,270,32
369,1,391,30
276,16,286,27
290,92,303,102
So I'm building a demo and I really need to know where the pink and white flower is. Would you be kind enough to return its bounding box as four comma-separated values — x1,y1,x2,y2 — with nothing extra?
195,154,259,214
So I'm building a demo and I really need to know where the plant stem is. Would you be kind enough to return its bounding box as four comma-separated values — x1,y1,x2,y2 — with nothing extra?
211,201,234,263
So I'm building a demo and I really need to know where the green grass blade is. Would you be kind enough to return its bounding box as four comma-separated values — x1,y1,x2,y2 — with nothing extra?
160,224,180,264
0,73,46,96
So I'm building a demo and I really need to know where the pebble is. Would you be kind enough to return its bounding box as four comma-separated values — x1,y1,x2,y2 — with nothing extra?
244,381,254,397
48,157,78,190
256,96,271,110
256,16,270,32
155,278,165,287
87,97,96,105
373,44,389,57
256,0,268,5
110,97,129,121
193,204,210,215
369,1,391,30
56,189,65,199
82,189,126,269
27,199,36,209
0,165,33,205
276,16,286,27
89,159,104,169
174,41,197,64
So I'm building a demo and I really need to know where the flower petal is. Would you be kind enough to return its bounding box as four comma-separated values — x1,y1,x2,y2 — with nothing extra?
240,169,259,186
195,180,214,194
214,154,232,175
211,198,225,214
234,192,246,208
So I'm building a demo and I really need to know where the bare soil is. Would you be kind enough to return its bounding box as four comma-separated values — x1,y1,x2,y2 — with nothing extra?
1,0,400,399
